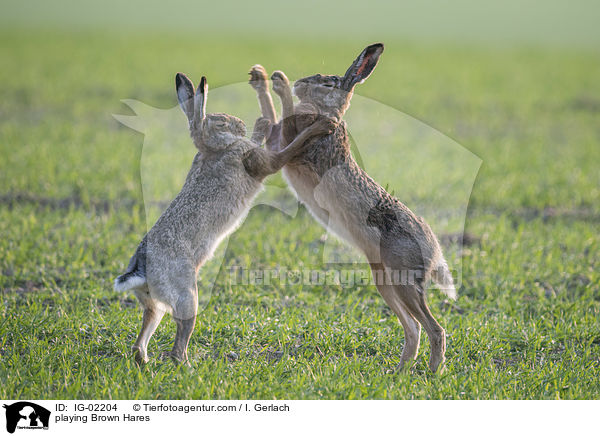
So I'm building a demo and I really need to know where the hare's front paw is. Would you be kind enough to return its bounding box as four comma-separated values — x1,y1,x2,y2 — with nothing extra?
249,64,269,91
271,71,290,96
253,116,272,135
313,117,337,136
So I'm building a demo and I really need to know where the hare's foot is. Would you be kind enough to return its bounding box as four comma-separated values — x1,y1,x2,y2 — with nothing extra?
251,116,272,144
310,117,337,136
169,351,191,367
132,345,149,366
271,71,291,97
428,332,446,374
254,116,272,135
249,64,269,91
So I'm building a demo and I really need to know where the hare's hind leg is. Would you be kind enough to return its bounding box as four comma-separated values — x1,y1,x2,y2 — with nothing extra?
395,282,446,373
133,286,165,365
169,280,198,365
133,307,165,365
370,263,421,372
171,316,196,365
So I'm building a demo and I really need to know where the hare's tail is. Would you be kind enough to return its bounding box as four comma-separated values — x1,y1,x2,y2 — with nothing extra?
114,240,147,292
114,269,146,292
431,257,457,300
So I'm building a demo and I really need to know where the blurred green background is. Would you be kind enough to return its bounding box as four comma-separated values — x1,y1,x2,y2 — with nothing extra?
1,1,599,399
3,0,600,48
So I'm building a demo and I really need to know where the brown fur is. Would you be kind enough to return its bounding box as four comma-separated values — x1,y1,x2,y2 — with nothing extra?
248,45,456,373
115,74,334,365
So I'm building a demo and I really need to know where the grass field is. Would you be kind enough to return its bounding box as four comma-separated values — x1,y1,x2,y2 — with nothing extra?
1,20,599,400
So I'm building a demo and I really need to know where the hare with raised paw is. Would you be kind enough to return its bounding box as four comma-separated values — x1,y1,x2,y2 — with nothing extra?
115,74,334,365
249,45,456,373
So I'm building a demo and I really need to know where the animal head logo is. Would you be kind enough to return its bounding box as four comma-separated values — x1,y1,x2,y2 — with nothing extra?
3,402,51,434
114,81,481,307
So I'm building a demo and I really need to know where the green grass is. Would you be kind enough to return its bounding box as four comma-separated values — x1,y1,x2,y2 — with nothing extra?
1,30,599,399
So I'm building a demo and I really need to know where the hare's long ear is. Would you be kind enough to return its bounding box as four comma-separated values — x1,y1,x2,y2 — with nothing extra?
342,43,384,91
194,76,207,124
176,73,195,124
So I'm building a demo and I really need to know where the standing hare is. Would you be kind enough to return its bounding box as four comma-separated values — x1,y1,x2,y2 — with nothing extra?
249,44,456,373
115,74,334,365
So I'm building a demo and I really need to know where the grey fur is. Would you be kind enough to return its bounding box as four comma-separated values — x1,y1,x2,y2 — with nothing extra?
115,73,334,365
249,44,456,373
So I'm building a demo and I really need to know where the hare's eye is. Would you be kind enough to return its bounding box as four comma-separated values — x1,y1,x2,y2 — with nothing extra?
322,83,334,88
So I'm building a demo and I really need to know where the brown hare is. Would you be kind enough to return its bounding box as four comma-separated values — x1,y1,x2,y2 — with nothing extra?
249,44,456,373
115,74,334,365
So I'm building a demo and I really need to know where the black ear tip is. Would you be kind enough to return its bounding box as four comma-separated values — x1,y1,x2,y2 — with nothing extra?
175,72,187,87
197,76,207,94
369,43,384,53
